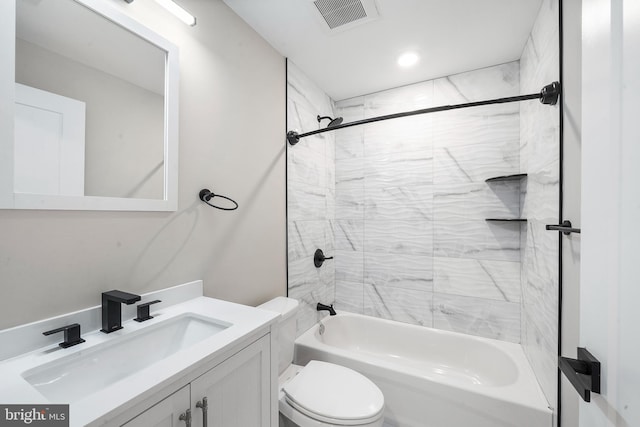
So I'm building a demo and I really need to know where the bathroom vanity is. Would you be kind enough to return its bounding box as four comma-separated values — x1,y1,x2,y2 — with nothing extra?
0,281,280,426
114,332,271,427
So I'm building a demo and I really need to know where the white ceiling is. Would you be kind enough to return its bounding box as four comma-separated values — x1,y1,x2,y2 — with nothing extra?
223,0,544,101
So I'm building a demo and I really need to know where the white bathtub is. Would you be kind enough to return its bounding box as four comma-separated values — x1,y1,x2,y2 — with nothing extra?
294,312,552,427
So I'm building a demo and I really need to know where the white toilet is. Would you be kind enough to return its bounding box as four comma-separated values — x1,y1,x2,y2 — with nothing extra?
258,297,385,427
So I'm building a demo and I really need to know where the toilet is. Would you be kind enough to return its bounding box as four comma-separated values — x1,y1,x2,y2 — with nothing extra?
258,297,385,427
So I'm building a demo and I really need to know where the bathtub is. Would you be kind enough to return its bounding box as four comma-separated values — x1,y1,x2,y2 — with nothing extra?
294,312,552,427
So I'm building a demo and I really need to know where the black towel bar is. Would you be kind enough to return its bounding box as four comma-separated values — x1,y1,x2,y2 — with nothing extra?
199,188,238,211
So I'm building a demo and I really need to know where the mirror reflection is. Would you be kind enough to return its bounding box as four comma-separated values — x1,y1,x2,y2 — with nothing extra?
15,0,166,199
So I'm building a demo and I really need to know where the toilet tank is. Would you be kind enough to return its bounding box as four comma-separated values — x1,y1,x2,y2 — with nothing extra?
257,297,299,375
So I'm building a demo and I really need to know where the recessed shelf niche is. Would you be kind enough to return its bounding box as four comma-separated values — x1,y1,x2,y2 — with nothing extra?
485,173,528,222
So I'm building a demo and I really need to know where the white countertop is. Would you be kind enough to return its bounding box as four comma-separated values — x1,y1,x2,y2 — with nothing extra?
0,294,279,426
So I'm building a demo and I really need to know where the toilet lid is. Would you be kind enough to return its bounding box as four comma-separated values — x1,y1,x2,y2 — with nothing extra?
283,361,384,425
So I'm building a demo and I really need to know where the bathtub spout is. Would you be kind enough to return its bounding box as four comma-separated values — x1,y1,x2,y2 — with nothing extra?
317,303,336,316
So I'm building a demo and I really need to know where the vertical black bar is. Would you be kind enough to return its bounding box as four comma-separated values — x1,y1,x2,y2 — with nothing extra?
285,58,289,298
557,0,565,425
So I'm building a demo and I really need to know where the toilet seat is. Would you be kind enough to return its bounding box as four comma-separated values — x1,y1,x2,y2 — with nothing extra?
282,361,384,426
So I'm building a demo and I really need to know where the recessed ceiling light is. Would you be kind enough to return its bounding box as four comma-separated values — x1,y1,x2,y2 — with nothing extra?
397,52,419,68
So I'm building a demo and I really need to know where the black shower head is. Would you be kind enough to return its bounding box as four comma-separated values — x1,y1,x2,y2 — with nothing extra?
317,115,344,128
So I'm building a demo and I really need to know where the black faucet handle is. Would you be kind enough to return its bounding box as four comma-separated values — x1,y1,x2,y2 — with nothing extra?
43,323,85,348
134,300,162,322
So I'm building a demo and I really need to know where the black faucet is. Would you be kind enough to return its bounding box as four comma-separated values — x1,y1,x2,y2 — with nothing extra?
101,290,141,333
317,302,336,316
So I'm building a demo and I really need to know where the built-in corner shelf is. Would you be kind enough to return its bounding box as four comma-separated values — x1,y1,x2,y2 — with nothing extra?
484,174,527,222
485,173,528,183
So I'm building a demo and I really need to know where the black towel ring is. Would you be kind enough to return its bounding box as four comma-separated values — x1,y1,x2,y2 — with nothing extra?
199,189,238,211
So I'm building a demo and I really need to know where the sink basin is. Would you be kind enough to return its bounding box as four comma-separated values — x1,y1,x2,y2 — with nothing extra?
22,313,231,403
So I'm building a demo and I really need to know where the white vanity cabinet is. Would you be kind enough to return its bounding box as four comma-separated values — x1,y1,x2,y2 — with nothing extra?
122,386,190,427
116,334,273,427
191,334,271,427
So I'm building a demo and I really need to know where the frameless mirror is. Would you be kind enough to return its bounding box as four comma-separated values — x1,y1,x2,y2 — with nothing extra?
0,0,179,211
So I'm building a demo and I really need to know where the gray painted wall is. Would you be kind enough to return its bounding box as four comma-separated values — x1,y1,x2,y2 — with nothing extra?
0,0,286,330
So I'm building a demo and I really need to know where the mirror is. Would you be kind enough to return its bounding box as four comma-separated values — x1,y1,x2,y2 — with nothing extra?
0,0,179,211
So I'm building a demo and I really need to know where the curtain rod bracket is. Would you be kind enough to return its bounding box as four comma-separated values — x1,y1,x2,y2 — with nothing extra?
540,81,561,105
287,131,300,146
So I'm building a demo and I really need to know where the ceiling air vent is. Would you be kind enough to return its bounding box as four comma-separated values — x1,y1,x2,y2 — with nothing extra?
312,0,379,33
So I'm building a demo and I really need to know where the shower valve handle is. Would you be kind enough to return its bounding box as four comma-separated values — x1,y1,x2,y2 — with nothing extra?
314,249,333,268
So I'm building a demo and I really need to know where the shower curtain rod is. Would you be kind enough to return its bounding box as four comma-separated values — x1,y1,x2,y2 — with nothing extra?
287,81,561,146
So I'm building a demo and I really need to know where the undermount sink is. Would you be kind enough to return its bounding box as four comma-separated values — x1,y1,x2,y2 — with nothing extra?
22,313,231,403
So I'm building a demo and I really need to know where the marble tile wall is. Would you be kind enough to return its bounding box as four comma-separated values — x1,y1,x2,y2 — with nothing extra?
287,60,336,336
520,0,561,413
334,62,524,342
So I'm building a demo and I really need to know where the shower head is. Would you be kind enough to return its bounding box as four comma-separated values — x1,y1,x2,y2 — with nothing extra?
317,115,344,128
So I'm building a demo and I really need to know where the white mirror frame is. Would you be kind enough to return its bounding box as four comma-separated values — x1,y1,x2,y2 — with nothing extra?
0,0,179,211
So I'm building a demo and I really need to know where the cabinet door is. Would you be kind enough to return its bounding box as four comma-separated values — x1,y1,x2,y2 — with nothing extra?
122,385,191,427
191,335,271,427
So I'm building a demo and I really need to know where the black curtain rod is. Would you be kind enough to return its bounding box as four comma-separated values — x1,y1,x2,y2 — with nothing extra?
287,81,561,145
